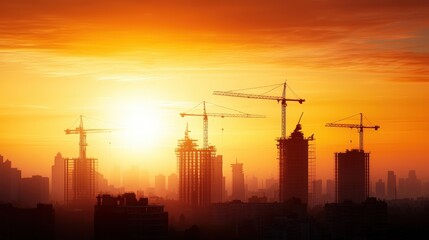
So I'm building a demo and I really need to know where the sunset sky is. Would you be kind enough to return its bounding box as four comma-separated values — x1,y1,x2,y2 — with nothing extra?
1,0,428,188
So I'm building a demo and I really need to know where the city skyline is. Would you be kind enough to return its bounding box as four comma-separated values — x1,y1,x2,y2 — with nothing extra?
1,0,429,185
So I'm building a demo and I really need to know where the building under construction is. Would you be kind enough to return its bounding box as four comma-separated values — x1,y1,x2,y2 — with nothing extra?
64,116,111,208
326,113,378,204
231,160,245,201
278,122,315,205
176,125,216,207
335,149,369,203
211,155,224,203
65,157,98,207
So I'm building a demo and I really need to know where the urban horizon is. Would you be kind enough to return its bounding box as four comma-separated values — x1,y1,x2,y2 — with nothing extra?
1,1,429,239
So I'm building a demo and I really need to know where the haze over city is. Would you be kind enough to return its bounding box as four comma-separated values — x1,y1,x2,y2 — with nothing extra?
1,1,428,188
2,1,429,240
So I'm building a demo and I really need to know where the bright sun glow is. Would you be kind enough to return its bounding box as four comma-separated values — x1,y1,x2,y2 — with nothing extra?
111,99,164,151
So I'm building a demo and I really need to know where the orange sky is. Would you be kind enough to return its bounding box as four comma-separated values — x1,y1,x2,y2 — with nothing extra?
1,0,429,187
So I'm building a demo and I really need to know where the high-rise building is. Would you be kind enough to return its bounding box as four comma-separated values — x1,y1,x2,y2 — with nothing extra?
155,174,166,197
231,160,245,201
0,155,21,203
20,175,49,207
335,149,369,203
278,123,314,204
398,178,406,199
265,177,279,202
326,179,335,203
51,152,64,204
405,170,422,198
247,176,258,192
167,173,178,199
387,171,396,200
176,125,215,207
97,172,109,192
375,179,385,199
211,155,224,203
312,179,323,206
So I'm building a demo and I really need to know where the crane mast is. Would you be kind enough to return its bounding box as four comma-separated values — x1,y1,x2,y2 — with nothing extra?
325,113,380,151
213,81,304,139
180,101,265,149
65,115,114,159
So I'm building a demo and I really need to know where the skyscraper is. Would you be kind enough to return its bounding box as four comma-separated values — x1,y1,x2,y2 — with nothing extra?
326,179,335,203
375,179,385,199
167,173,178,200
312,179,323,206
155,174,166,197
231,159,245,201
387,171,396,200
406,170,422,198
176,125,215,207
278,123,314,204
0,155,21,203
211,155,224,203
335,149,369,203
51,152,64,204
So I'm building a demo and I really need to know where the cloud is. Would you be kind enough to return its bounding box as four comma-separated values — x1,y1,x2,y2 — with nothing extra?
1,0,428,82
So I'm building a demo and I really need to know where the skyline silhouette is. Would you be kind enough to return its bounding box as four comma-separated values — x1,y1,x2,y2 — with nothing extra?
1,1,429,183
1,1,429,238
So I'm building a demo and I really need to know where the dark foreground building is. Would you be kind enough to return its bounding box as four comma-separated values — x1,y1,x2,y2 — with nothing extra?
0,203,55,240
325,198,387,240
94,193,168,240
210,198,311,240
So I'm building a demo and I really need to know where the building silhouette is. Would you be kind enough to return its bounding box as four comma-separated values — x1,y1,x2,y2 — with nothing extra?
20,175,49,207
326,179,335,203
325,198,387,240
231,159,245,201
335,149,369,203
94,193,168,240
0,203,54,240
167,173,178,200
398,178,406,199
211,198,308,240
155,174,166,197
176,125,215,207
375,179,385,199
211,155,224,203
278,123,314,204
51,152,64,205
0,155,21,203
247,175,258,192
312,179,323,206
387,171,397,200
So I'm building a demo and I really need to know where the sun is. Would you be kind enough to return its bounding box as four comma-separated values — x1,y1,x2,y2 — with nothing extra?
111,99,164,151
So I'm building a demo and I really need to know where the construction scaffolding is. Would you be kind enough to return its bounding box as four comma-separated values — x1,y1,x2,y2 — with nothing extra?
65,157,98,207
64,116,111,208
176,125,216,207
308,138,316,207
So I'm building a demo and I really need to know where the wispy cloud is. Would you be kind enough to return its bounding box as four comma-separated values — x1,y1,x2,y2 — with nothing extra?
1,0,428,83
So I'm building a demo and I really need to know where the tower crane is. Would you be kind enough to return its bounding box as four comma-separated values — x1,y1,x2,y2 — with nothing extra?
325,113,380,151
65,115,115,159
180,101,265,149
213,81,305,139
